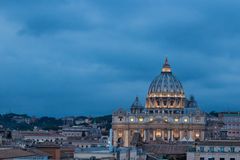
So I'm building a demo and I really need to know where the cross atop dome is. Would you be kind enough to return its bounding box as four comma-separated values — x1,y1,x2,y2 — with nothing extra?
162,57,172,73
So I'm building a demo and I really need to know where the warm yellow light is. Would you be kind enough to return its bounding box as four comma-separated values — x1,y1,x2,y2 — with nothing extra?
162,68,171,72
195,133,200,138
149,117,153,121
130,118,134,122
139,117,143,122
164,118,168,122
184,118,188,122
156,130,161,137
118,132,123,137
174,118,179,122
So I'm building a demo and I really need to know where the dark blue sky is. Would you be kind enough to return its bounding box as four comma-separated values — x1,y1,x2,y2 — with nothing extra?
0,0,240,117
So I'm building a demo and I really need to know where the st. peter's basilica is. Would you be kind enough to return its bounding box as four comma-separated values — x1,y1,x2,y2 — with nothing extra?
112,58,206,147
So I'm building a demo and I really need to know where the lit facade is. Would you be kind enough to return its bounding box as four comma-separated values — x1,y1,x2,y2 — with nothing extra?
112,58,206,147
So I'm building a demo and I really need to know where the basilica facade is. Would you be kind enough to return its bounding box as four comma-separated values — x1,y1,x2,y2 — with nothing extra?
112,58,206,147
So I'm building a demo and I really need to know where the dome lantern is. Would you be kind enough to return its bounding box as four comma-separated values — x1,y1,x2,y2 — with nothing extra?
162,57,172,73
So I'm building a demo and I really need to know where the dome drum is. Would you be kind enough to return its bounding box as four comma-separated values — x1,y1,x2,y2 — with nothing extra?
147,92,185,98
146,97,185,109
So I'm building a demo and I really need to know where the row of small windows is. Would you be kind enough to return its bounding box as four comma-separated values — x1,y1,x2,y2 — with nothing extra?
226,124,240,126
148,110,183,114
228,131,240,134
33,138,63,142
128,117,189,123
149,100,181,106
199,146,236,153
225,126,240,129
224,118,240,122
200,158,235,160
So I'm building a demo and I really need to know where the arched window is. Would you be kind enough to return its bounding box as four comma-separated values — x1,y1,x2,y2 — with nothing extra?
163,101,167,106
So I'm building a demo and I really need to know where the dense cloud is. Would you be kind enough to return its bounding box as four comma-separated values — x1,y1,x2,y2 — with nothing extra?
0,0,240,116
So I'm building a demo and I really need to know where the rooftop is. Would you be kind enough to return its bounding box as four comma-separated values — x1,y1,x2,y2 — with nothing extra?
75,147,111,154
197,140,240,146
143,144,189,155
0,148,48,159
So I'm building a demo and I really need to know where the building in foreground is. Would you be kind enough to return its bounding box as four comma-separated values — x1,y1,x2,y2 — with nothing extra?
33,143,74,160
74,147,146,160
74,147,115,160
218,112,240,139
187,140,240,160
112,59,206,147
12,130,66,145
0,148,49,160
205,115,226,140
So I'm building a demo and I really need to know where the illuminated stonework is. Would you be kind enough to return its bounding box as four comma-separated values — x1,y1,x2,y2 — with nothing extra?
112,58,206,147
146,58,185,109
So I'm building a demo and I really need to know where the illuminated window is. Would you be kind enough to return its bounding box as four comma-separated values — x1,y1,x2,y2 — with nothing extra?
139,117,143,122
174,118,179,122
156,130,161,137
164,118,168,122
195,133,200,138
118,131,123,137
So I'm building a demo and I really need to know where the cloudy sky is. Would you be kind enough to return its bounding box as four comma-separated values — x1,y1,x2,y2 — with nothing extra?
0,0,240,117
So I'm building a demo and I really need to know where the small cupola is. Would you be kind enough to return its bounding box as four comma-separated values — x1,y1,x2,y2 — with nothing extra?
130,96,144,114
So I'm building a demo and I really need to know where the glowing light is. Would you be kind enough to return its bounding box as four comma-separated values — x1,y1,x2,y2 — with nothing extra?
149,117,153,121
162,68,171,72
195,133,200,138
118,132,123,137
174,118,179,122
130,118,134,122
156,130,161,137
184,118,188,122
139,117,143,122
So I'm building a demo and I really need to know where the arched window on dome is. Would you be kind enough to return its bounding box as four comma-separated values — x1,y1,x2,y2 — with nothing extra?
163,100,167,106
176,100,179,106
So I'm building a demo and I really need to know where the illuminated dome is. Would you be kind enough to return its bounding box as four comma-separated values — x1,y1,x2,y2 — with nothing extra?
146,58,185,109
148,59,184,95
